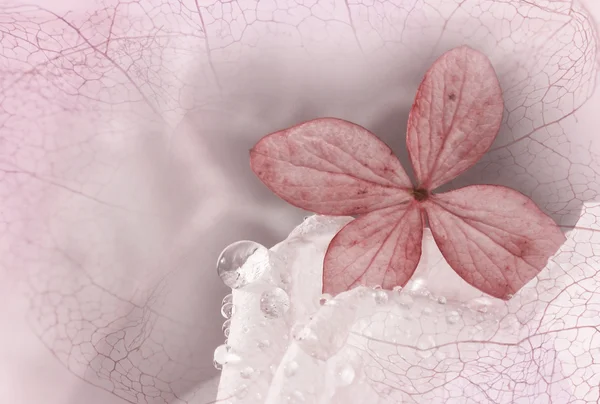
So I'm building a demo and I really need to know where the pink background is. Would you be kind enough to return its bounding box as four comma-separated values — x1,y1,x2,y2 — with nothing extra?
0,0,599,403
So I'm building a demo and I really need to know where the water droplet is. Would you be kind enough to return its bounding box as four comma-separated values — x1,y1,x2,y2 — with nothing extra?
213,344,242,366
242,325,250,333
240,366,254,379
222,319,231,337
336,363,355,386
303,215,310,221
216,241,269,289
468,297,492,314
506,293,514,300
257,339,271,349
373,285,382,290
255,392,263,400
392,285,403,293
221,302,235,319
291,323,314,342
373,290,388,305
222,293,233,305
284,361,299,377
287,390,305,403
447,310,460,324
235,384,248,398
260,288,290,319
437,296,447,305
213,359,222,370
318,293,332,306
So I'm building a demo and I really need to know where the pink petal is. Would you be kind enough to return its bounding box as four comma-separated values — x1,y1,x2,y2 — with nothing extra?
407,46,504,191
250,118,413,215
423,185,566,299
322,203,423,295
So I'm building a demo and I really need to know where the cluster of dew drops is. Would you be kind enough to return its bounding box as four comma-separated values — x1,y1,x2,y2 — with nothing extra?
210,223,495,400
213,241,291,374
211,233,363,401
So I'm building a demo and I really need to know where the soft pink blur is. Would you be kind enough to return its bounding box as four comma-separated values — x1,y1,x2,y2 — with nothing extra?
0,0,599,403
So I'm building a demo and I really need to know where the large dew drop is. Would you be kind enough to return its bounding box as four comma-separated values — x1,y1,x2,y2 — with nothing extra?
216,240,269,289
221,302,235,319
213,344,242,366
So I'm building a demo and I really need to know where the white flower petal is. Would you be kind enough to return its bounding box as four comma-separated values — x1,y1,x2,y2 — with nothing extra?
218,215,581,403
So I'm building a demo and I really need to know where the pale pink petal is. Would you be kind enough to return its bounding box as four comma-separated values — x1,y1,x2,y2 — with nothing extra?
250,118,413,215
407,46,504,190
423,185,566,299
322,203,424,295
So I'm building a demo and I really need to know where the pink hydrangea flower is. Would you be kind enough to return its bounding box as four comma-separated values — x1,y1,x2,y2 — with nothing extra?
250,46,565,300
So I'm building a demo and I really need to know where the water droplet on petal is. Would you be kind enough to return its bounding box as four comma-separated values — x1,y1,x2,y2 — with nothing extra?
257,339,271,349
392,285,403,293
221,302,235,319
437,296,447,305
222,293,233,305
213,359,222,370
336,363,355,386
284,361,299,377
240,366,254,379
235,384,248,398
447,310,461,324
373,290,388,305
291,323,314,342
222,319,231,337
216,241,269,289
373,285,382,290
318,293,332,306
260,287,290,318
213,344,242,366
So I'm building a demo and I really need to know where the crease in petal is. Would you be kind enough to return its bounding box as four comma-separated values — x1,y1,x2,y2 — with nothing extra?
423,185,566,299
322,203,424,295
406,45,504,190
250,118,413,215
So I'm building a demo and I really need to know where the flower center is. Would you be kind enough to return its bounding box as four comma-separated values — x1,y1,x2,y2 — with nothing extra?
412,188,429,202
